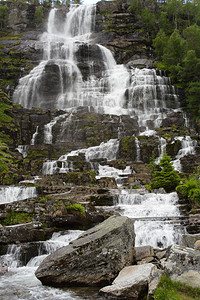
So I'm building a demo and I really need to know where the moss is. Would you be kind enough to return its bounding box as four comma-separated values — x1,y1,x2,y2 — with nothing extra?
0,211,33,226
65,203,85,215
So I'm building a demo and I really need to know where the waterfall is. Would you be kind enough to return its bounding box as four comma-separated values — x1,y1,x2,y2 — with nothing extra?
30,126,39,145
173,136,197,171
114,190,184,248
0,186,37,204
42,139,119,175
16,145,29,158
12,4,179,132
0,230,83,300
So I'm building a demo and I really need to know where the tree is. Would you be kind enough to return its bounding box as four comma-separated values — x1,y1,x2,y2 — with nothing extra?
34,7,44,26
150,152,180,192
0,5,9,30
163,29,185,67
186,82,200,117
153,29,168,60
183,24,200,58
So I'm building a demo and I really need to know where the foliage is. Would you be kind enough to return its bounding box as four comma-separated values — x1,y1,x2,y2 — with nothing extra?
34,7,44,26
153,274,200,300
66,203,85,215
1,211,33,226
176,170,200,207
0,5,9,30
150,152,180,192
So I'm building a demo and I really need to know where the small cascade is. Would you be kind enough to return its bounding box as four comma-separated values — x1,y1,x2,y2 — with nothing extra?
44,113,68,144
155,137,167,164
114,190,184,248
42,139,119,175
0,230,83,300
0,245,22,268
0,186,37,204
30,126,39,145
16,145,29,158
173,136,197,171
135,137,141,162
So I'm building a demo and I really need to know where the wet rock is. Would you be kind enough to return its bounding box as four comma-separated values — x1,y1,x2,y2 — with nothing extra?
35,215,135,287
0,266,8,275
99,263,157,299
97,177,117,189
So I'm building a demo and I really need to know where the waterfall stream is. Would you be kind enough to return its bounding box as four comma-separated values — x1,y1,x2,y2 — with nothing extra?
2,3,198,298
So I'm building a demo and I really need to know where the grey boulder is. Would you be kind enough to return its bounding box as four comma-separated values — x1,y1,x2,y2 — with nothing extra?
35,215,135,287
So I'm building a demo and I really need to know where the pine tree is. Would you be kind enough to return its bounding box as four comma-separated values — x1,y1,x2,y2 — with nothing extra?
151,153,180,192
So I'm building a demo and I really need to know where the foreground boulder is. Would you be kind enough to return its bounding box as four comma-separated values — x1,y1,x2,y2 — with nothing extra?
99,263,158,299
35,215,135,287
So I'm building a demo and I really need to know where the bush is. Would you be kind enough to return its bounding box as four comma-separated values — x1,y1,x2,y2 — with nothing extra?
176,172,200,206
66,203,85,215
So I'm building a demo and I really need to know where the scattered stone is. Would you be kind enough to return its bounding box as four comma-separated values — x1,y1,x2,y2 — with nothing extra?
35,215,135,287
155,249,167,260
99,263,157,299
0,266,8,275
135,245,154,261
194,240,200,250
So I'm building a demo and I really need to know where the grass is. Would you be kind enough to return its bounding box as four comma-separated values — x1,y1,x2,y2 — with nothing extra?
153,275,200,300
0,211,33,226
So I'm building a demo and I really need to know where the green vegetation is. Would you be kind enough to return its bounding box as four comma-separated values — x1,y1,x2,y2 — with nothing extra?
34,7,44,26
153,274,200,299
148,153,180,192
0,211,33,226
66,203,85,215
0,5,8,30
130,0,200,119
176,169,200,207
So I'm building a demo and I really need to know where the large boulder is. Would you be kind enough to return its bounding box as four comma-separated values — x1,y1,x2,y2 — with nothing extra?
99,263,158,299
35,215,135,287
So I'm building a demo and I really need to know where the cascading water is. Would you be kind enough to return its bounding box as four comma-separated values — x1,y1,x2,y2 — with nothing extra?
0,230,84,300
113,189,184,248
0,186,37,204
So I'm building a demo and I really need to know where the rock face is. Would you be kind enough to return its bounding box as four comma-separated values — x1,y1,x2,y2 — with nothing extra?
35,215,135,287
99,263,157,299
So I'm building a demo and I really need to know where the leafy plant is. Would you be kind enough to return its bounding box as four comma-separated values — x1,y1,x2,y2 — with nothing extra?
176,170,200,206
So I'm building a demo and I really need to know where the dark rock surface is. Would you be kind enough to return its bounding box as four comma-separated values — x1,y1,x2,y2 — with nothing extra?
35,215,135,287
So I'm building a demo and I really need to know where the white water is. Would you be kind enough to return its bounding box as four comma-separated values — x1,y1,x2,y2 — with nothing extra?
13,4,178,131
30,126,39,145
173,136,197,171
114,189,184,248
42,138,119,175
16,145,29,158
0,230,84,300
0,186,37,204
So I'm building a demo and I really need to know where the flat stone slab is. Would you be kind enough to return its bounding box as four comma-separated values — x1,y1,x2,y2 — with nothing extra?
35,215,135,287
99,263,157,299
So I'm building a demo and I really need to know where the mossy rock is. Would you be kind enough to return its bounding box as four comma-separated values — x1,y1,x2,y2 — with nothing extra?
117,136,136,161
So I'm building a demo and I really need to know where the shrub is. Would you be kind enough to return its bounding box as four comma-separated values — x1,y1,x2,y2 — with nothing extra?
176,172,200,206
66,203,85,215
